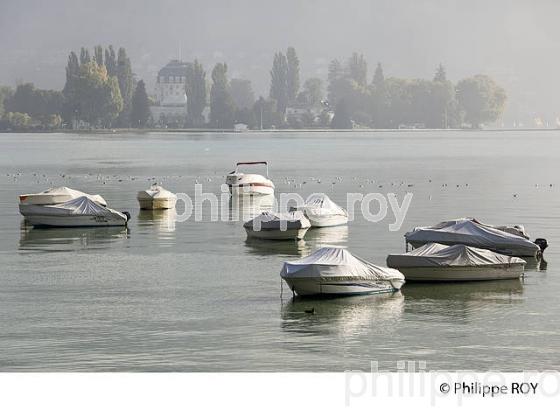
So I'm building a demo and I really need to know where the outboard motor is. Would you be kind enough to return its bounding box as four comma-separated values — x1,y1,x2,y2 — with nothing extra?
122,211,131,222
534,238,548,253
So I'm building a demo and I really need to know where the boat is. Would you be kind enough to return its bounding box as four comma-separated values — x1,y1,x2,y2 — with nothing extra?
137,183,177,209
280,247,405,297
243,211,310,240
226,161,275,196
387,243,526,281
404,218,543,257
296,193,348,227
18,186,106,206
19,196,130,227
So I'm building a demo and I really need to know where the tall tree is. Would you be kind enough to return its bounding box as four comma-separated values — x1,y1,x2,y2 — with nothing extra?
331,99,352,129
210,63,235,128
79,47,91,65
297,78,323,107
104,46,117,77
230,79,255,110
348,52,368,88
456,75,506,128
94,45,104,66
434,64,446,82
185,59,207,127
327,59,344,103
116,47,134,126
372,63,385,88
73,62,123,127
62,51,80,123
130,80,151,128
286,47,300,104
269,52,288,114
0,86,13,116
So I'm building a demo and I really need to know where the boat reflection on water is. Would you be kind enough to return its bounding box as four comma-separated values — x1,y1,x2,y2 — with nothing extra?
227,194,274,222
521,256,547,271
304,225,349,248
19,223,129,252
137,208,177,232
401,279,524,321
244,237,310,257
281,292,404,337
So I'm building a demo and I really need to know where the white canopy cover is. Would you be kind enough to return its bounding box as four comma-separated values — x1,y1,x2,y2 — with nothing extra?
244,211,311,230
20,196,125,219
387,243,526,268
281,247,404,282
19,186,107,206
404,218,540,256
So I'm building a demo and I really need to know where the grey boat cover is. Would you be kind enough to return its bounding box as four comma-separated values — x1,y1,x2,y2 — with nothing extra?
281,247,404,281
19,196,126,219
244,211,311,230
20,186,107,206
404,219,539,255
387,243,526,268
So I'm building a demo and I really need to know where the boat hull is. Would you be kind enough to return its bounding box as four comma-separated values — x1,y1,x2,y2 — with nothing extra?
137,197,177,210
245,227,308,240
23,214,127,227
283,277,398,296
306,214,348,228
395,264,525,281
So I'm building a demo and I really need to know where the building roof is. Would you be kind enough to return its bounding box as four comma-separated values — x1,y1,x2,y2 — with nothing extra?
158,60,190,77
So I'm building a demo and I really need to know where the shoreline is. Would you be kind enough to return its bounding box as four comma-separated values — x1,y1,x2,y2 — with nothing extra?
1,127,559,134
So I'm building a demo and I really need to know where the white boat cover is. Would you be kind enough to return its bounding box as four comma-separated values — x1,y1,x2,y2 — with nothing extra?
20,196,125,219
137,184,177,200
387,243,526,268
19,186,107,206
281,247,405,282
405,219,539,256
300,193,348,217
244,211,311,230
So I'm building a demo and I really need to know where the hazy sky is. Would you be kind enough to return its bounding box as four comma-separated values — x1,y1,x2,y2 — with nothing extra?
1,0,560,122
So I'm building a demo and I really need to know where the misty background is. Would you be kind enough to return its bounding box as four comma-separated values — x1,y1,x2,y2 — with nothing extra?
1,0,559,125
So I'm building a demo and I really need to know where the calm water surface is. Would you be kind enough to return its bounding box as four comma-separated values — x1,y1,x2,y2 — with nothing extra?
0,131,559,371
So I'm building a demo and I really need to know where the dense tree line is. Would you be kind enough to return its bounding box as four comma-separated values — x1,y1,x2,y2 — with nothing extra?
0,45,507,131
0,45,151,131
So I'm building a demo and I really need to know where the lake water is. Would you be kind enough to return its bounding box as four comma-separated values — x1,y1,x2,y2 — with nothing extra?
0,130,559,371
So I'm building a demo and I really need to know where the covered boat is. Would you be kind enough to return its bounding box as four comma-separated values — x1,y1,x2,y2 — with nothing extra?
19,186,106,206
137,184,177,209
387,243,526,281
297,193,348,227
243,211,310,240
281,247,405,296
404,218,542,257
226,161,275,196
19,196,129,227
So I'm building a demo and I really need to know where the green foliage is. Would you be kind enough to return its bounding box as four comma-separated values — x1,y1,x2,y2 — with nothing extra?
297,78,323,107
104,46,117,77
348,53,368,88
252,97,283,129
270,52,288,114
73,62,123,127
115,47,134,126
130,80,151,128
5,83,63,118
0,86,14,116
94,46,104,66
210,63,235,128
1,112,32,130
79,47,91,65
372,63,385,88
286,47,300,104
331,99,353,129
185,60,207,127
230,79,255,110
456,74,506,128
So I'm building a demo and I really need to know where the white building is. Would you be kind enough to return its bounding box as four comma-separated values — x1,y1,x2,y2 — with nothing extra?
151,60,189,126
